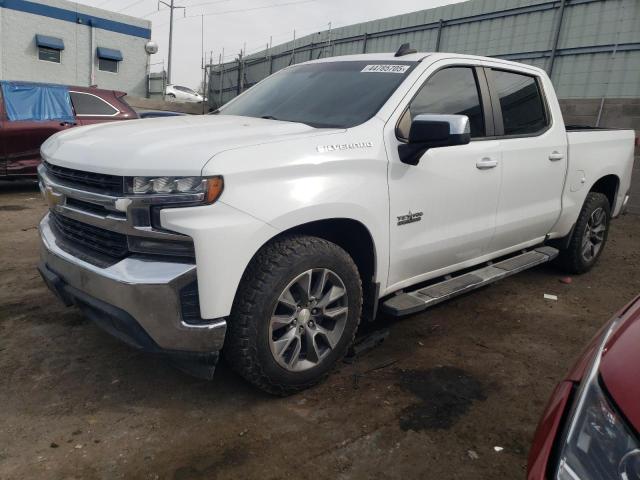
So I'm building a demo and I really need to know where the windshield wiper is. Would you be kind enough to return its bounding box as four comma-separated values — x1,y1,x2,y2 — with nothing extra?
260,115,279,120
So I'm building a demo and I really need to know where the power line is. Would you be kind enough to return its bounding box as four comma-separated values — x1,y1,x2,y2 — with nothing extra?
185,0,315,19
117,0,148,12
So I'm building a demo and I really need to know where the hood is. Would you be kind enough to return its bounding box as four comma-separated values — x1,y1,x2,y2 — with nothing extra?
600,295,640,433
41,115,338,176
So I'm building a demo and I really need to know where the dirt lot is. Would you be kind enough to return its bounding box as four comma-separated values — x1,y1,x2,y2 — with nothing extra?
1,180,639,480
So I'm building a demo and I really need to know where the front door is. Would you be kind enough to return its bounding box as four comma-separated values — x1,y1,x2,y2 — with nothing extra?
386,64,502,289
3,120,72,176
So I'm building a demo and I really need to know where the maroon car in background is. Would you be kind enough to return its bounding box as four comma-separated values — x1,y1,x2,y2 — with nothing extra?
528,294,640,480
0,81,137,178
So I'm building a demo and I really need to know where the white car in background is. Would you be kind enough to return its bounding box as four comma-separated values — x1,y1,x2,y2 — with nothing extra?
165,84,204,103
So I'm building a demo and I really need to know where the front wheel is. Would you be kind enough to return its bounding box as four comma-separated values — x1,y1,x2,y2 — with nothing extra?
558,192,611,274
224,235,362,395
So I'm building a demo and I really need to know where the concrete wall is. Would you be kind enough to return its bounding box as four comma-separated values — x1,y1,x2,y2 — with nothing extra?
125,96,205,115
0,0,151,96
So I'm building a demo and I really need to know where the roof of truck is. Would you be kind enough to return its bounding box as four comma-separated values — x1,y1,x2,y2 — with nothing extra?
305,52,546,76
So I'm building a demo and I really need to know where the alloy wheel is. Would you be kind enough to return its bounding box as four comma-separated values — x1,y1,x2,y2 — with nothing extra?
269,268,349,372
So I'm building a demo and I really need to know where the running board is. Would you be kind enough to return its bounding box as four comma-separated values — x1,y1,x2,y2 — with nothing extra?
382,246,559,317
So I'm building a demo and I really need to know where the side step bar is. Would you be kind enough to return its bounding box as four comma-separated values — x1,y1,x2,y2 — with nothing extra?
382,246,559,317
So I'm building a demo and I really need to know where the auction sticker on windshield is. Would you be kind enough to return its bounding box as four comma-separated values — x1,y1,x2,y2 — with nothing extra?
361,64,411,73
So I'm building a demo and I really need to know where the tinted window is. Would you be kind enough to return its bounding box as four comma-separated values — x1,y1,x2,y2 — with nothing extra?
70,92,118,116
219,61,415,128
39,47,60,63
491,70,547,135
408,67,485,138
98,58,118,73
175,86,196,94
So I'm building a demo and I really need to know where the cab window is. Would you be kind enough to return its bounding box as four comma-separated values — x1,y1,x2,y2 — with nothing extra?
399,67,486,139
489,69,548,136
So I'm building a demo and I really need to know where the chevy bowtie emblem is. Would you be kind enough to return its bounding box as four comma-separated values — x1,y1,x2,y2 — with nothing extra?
397,210,423,226
44,185,65,210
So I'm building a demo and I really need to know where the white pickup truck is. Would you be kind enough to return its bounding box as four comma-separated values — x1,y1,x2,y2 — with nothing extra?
37,48,635,394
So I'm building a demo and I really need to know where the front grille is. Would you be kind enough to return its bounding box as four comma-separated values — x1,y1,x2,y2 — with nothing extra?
44,162,124,195
180,281,203,324
50,212,129,261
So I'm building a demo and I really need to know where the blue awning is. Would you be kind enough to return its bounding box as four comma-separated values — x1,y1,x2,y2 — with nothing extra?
35,34,65,50
96,47,123,61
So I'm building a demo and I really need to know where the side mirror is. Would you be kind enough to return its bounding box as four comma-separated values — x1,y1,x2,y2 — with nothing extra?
398,114,471,165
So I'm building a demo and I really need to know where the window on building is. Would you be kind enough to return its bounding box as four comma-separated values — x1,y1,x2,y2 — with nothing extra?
98,58,119,73
38,47,61,63
490,69,548,136
96,47,123,74
70,91,118,116
402,67,486,138
35,35,64,63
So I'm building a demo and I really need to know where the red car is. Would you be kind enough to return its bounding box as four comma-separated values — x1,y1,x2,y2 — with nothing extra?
0,81,137,178
528,294,640,479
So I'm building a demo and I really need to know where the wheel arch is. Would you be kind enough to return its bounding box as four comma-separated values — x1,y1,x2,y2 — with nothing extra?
589,174,619,211
238,217,381,322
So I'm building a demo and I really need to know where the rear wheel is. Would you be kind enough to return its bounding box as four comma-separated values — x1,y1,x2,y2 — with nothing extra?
224,235,362,395
558,192,611,274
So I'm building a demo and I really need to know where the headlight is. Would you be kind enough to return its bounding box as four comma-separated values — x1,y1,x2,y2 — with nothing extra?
555,319,640,480
125,176,223,204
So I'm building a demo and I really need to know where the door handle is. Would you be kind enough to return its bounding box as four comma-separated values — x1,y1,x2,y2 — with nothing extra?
549,151,565,161
476,157,498,169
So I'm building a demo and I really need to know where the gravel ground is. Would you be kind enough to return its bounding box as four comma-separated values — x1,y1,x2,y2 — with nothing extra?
1,180,639,480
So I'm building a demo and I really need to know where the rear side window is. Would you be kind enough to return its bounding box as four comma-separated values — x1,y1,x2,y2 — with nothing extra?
70,92,118,116
490,70,548,135
408,67,486,138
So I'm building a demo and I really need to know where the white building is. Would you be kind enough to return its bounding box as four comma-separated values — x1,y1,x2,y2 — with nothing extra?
0,0,153,97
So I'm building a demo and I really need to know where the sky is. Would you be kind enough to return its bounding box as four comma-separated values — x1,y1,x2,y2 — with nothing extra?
77,0,466,89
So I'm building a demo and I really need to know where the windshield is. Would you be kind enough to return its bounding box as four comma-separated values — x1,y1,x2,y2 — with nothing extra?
175,86,197,94
218,61,416,128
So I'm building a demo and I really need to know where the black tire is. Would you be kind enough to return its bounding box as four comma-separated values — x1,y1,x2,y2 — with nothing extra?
558,192,611,274
224,235,362,395
167,93,176,98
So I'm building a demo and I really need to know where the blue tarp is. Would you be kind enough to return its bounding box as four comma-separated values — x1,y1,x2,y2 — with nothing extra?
35,34,65,50
96,47,123,61
0,81,74,122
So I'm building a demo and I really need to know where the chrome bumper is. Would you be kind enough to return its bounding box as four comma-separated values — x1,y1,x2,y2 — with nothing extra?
38,213,226,353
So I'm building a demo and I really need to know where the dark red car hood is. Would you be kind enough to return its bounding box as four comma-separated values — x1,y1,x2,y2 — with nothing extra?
600,295,640,433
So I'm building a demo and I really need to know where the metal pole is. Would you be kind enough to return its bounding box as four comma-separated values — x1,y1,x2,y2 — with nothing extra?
290,29,296,65
362,32,368,53
547,0,566,77
201,14,205,112
435,19,444,52
167,0,175,84
236,51,242,95
596,42,619,127
218,50,224,105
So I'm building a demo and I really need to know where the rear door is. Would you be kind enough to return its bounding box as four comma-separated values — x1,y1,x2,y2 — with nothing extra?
483,66,568,252
70,91,123,126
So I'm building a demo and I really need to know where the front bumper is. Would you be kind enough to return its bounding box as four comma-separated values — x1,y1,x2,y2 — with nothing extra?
38,213,226,354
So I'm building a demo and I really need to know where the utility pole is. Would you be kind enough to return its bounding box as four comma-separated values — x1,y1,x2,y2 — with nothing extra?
158,0,185,85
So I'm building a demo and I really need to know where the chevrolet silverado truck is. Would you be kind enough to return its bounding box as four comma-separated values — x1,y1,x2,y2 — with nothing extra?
37,47,635,394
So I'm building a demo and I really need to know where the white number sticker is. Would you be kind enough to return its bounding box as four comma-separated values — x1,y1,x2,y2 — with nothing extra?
361,64,410,74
